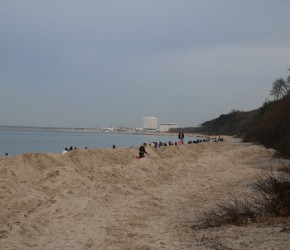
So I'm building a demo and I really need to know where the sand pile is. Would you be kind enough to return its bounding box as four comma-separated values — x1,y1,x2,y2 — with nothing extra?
0,137,289,249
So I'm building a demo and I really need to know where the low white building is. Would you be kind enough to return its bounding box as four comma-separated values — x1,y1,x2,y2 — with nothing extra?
101,127,114,132
159,123,178,132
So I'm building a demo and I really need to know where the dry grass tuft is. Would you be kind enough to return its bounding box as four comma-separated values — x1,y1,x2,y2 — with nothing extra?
277,164,290,173
193,172,290,229
193,194,256,229
250,173,290,216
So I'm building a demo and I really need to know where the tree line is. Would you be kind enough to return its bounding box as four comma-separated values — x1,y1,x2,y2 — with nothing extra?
170,69,290,158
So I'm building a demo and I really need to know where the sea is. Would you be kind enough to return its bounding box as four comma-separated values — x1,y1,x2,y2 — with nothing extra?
0,126,192,156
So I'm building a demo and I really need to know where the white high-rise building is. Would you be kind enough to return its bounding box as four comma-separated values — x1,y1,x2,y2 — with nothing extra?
142,116,158,130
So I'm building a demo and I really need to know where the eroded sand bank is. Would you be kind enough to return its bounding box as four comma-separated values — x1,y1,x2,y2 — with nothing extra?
1,137,289,249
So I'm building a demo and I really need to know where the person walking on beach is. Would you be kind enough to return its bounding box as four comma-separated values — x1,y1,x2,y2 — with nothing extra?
178,129,184,144
139,143,148,158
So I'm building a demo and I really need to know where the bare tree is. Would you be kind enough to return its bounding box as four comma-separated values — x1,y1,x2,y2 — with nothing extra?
287,69,290,94
270,78,287,100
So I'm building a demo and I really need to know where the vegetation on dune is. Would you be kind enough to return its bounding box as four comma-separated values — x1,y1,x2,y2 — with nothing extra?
187,69,290,230
193,171,290,229
171,68,290,158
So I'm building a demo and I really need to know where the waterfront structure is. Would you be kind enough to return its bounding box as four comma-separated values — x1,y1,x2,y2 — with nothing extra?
142,116,158,130
101,127,114,132
159,123,178,132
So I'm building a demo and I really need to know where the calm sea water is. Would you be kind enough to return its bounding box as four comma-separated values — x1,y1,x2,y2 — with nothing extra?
0,127,191,156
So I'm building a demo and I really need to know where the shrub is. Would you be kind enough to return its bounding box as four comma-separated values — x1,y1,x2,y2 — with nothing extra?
193,172,290,229
250,173,290,216
193,194,256,229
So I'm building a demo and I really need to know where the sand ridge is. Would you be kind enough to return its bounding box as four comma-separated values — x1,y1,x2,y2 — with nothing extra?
0,137,289,249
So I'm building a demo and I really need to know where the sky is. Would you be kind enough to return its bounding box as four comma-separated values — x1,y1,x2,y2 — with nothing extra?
0,0,290,128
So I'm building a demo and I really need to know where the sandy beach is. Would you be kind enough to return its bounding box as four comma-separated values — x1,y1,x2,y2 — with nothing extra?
0,136,289,249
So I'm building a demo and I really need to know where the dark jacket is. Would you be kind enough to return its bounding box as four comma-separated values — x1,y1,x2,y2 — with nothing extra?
139,145,147,158
178,132,184,139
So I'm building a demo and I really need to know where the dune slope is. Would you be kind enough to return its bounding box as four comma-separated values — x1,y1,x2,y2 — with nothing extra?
0,137,289,249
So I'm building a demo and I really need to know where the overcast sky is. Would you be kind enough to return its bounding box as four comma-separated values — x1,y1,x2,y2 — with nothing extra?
0,0,289,128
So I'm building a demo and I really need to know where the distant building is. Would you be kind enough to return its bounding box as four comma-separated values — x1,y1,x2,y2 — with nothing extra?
101,127,114,132
159,123,178,132
142,116,158,130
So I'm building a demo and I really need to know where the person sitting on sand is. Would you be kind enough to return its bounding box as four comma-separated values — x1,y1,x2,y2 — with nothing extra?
139,143,148,158
62,148,68,154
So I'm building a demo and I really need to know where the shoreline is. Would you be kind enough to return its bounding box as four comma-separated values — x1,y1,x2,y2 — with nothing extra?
0,125,207,137
0,127,210,157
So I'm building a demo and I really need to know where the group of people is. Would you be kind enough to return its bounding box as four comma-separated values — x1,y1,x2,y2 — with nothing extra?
137,130,185,159
137,130,224,159
60,130,222,159
62,146,82,154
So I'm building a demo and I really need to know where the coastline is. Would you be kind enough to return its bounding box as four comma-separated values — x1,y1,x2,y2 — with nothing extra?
0,126,208,157
0,125,206,137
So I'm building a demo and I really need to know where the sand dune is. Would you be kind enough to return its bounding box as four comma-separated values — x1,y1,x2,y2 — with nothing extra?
0,137,289,249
